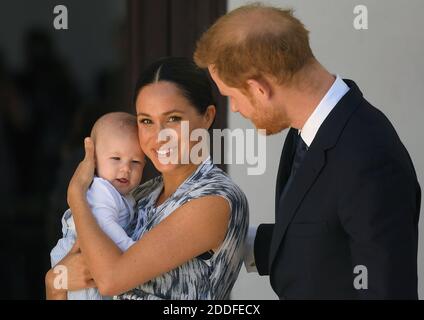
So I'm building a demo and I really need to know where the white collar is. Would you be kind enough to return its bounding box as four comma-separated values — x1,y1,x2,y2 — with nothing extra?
299,75,350,147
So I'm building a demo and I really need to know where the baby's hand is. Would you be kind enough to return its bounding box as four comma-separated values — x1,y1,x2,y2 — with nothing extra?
67,137,96,206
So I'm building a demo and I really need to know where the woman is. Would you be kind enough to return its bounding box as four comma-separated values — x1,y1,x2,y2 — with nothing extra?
45,57,249,300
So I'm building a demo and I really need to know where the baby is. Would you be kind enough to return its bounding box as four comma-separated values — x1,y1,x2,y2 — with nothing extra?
50,112,145,300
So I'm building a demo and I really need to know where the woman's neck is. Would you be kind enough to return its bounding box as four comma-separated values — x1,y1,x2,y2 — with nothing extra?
158,163,199,205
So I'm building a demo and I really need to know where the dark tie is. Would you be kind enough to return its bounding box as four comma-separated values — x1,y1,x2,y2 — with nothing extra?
289,134,308,179
278,134,308,202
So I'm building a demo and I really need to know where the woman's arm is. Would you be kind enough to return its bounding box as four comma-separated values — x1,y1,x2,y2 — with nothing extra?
68,138,230,296
45,270,67,300
45,241,96,300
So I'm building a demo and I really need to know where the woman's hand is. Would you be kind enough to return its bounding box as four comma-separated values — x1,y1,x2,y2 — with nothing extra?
67,137,95,208
45,240,96,299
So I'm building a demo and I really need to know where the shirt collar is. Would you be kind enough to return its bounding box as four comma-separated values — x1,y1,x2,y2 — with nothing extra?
299,75,350,147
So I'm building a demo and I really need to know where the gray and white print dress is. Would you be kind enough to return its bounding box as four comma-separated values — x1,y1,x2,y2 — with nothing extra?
116,156,249,300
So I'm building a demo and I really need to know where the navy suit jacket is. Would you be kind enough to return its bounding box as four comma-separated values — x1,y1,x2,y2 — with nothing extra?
254,80,421,299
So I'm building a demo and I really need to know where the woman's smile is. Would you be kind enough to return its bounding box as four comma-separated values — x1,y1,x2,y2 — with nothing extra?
155,147,174,157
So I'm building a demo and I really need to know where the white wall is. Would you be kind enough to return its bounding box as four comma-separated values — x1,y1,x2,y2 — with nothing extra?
228,0,424,299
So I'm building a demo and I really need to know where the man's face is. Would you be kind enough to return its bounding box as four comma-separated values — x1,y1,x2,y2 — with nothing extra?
208,66,287,135
209,66,256,119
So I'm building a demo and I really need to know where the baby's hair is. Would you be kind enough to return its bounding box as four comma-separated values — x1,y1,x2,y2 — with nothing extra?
91,112,137,143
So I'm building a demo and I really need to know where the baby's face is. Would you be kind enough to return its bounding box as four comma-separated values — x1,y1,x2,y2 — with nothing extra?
95,131,145,195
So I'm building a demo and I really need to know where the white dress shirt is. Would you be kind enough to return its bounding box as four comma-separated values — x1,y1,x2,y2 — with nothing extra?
244,75,350,272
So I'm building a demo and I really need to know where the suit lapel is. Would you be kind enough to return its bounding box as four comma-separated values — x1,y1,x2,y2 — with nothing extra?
275,128,298,212
268,79,365,271
269,146,326,267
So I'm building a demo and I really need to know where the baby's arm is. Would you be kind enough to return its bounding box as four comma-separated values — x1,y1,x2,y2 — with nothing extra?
50,209,77,267
88,178,136,252
49,211,79,300
92,209,135,252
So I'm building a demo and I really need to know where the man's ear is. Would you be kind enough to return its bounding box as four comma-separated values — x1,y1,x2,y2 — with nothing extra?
246,77,273,101
208,64,216,76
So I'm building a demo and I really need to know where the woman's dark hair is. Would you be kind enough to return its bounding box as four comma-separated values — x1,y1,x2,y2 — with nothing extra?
134,56,215,115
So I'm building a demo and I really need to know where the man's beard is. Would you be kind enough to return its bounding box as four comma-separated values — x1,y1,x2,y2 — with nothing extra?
250,106,289,136
259,121,287,136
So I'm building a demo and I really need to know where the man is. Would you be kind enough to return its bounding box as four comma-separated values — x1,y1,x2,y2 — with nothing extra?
194,4,421,299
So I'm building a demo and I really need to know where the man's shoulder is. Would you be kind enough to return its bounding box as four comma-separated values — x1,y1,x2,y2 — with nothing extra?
339,99,401,151
330,98,413,175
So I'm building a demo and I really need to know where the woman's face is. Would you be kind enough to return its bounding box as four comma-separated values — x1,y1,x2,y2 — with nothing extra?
135,81,215,174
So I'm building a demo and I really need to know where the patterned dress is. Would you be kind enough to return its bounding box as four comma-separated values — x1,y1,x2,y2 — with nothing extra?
116,157,249,300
